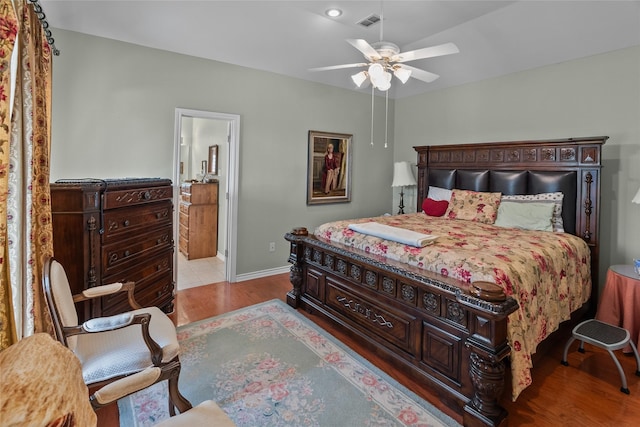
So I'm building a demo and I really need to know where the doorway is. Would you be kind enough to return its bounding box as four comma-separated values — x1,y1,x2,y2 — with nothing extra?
173,108,240,289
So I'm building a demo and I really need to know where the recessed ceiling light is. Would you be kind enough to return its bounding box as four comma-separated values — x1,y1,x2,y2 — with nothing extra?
325,8,342,18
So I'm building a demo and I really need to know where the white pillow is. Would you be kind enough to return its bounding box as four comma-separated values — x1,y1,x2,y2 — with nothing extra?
495,201,554,231
427,186,452,202
501,192,564,232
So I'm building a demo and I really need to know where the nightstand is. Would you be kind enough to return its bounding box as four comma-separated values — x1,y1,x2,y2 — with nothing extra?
596,265,640,353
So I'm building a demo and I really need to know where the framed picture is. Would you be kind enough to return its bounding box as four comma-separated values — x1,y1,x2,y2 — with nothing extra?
208,145,218,175
307,130,352,205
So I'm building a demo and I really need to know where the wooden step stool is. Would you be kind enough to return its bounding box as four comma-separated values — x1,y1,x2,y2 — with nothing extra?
561,319,640,394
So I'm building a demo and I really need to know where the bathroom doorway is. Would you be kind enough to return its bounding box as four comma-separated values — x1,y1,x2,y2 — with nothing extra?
173,108,240,289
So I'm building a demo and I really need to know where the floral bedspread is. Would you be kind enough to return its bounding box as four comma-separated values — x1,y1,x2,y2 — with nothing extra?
315,213,592,401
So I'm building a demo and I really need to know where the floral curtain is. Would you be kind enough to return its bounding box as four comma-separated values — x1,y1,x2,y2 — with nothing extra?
0,0,54,350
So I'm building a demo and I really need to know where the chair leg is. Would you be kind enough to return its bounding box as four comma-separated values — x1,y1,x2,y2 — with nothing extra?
167,364,192,415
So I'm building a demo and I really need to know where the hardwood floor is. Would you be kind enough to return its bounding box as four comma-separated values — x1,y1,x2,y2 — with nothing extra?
97,274,639,426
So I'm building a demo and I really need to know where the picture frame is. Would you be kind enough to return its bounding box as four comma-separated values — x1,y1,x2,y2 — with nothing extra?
307,130,352,205
208,145,218,175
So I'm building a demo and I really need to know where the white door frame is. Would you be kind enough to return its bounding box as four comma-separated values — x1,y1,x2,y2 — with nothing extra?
173,108,240,283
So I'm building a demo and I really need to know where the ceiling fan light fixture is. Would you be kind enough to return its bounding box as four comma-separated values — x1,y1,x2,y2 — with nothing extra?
378,71,392,91
371,70,391,91
368,63,384,79
394,67,411,84
351,71,368,87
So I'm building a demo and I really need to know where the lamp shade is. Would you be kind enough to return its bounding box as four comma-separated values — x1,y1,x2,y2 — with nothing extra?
351,71,368,87
633,187,640,204
394,67,412,84
391,161,417,187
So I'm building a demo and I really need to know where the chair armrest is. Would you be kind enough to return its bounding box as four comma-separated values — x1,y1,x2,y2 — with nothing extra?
82,312,135,333
72,281,142,310
65,312,149,335
64,312,164,365
90,366,162,407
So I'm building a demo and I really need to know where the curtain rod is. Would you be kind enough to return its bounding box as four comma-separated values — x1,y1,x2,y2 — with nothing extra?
27,0,60,56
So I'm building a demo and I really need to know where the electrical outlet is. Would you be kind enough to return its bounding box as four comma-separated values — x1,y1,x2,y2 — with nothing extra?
269,242,276,252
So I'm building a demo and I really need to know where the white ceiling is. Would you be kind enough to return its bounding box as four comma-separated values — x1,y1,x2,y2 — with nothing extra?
42,1,640,99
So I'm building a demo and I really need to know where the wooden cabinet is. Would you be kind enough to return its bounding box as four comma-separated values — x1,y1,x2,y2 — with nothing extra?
178,182,218,260
50,178,175,321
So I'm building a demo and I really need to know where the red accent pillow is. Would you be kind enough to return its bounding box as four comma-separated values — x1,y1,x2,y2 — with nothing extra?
422,198,449,217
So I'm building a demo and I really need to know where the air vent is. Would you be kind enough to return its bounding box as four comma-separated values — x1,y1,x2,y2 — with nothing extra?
357,14,380,28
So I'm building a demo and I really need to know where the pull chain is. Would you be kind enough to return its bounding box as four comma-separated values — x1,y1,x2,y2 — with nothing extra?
370,85,375,146
384,90,389,148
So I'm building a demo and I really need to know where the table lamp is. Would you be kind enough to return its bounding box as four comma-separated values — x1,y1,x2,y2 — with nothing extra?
391,161,417,214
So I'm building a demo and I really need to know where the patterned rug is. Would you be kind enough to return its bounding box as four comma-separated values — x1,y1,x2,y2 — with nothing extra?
118,299,460,426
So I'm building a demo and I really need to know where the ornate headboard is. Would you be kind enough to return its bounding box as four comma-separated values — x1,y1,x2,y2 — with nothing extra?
414,136,608,306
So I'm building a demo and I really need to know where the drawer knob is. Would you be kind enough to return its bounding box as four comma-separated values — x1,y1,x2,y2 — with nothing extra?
157,239,162,245
123,220,130,227
124,250,131,257
156,212,162,219
143,191,151,200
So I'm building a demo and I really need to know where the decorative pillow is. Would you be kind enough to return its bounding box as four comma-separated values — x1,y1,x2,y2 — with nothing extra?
501,192,564,232
494,201,555,231
444,189,502,224
422,198,449,217
427,186,452,202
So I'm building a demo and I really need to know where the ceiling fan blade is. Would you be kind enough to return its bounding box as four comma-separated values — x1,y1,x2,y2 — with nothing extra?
391,42,459,63
346,39,382,61
309,63,368,72
399,64,439,83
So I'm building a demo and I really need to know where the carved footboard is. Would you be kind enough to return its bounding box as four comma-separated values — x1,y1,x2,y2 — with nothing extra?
285,228,518,427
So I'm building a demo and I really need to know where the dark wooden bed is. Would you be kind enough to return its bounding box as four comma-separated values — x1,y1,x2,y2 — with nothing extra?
285,136,607,427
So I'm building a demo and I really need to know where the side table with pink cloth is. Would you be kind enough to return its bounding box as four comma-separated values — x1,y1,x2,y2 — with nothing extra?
596,265,640,353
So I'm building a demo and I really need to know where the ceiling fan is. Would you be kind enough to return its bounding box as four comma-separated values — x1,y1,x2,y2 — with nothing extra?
310,3,459,92
310,38,459,91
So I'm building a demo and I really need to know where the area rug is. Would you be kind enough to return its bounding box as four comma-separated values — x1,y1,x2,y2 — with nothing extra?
118,299,460,427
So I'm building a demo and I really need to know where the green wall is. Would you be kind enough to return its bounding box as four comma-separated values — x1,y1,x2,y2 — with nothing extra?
393,45,640,290
50,30,394,276
51,29,640,292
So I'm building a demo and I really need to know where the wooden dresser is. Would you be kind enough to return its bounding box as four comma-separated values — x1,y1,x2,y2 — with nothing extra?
50,178,175,321
179,182,218,260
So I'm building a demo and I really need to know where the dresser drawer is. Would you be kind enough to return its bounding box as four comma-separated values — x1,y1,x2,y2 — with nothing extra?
102,227,173,277
103,200,172,242
179,211,189,229
101,249,173,315
178,225,188,241
103,185,172,209
178,235,189,257
184,183,217,204
102,272,174,316
179,201,190,215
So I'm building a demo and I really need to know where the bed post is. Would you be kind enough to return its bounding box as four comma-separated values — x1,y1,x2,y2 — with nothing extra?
458,289,518,427
285,227,308,308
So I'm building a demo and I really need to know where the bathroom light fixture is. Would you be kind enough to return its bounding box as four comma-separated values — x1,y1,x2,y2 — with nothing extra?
325,8,342,18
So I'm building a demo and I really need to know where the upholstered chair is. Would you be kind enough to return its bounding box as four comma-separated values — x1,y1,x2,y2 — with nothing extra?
42,256,192,416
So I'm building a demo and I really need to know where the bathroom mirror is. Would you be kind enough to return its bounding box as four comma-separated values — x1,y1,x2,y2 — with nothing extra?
208,145,218,175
